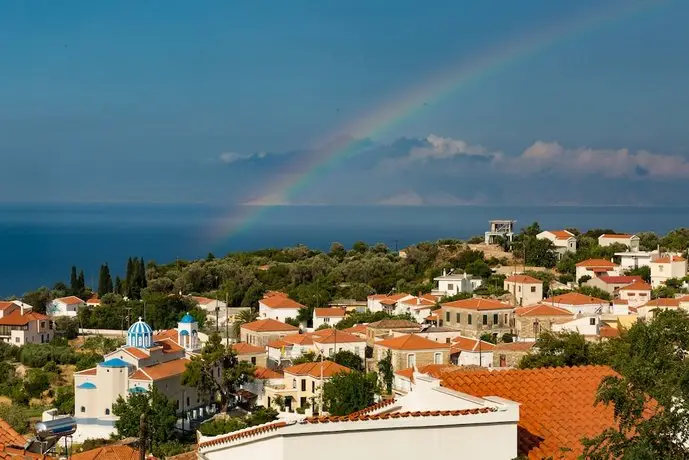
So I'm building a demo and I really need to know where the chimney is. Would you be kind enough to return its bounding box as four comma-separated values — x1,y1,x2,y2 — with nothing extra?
442,269,446,277
19,303,24,316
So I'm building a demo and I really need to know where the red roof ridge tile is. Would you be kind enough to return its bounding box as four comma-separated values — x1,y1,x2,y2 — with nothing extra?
302,407,498,424
198,421,288,449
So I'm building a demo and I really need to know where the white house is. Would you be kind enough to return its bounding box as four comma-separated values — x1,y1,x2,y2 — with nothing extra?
615,250,659,270
575,259,620,281
485,219,517,245
258,292,306,323
598,234,640,251
450,336,495,368
198,370,520,460
617,281,652,308
504,274,543,307
551,315,600,339
47,296,86,317
192,296,228,311
431,270,483,297
396,296,438,323
536,230,577,259
542,292,610,315
636,298,680,320
267,328,366,366
241,367,285,409
366,293,412,313
0,307,53,346
650,255,687,288
312,308,346,329
73,313,213,442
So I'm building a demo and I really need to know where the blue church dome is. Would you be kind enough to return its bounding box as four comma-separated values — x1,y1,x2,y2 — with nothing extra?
127,317,153,348
180,312,196,324
99,358,129,368
77,382,97,389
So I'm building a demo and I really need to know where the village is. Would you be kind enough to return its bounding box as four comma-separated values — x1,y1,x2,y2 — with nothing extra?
1,220,689,459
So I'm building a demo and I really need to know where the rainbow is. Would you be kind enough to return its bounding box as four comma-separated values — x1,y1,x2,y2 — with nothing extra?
208,1,662,246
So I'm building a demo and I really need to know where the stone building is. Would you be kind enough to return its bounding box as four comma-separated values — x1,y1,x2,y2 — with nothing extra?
365,319,420,346
513,304,573,341
439,298,514,339
373,334,450,372
240,318,299,347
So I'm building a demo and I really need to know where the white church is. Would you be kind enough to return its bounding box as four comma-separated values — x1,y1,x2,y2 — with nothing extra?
73,313,217,441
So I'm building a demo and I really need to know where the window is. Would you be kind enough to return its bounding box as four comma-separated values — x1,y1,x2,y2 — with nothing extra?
434,352,442,364
293,378,297,389
15,337,19,343
456,313,460,323
445,338,451,343
468,314,472,325
504,314,508,323
482,315,488,325
517,286,521,293
324,317,330,323
407,354,416,368
447,283,454,290
251,357,256,365
493,314,498,325
530,286,536,293
301,379,306,391
328,348,334,357
445,311,450,322
80,406,85,413
105,408,110,415
589,318,596,326
312,381,315,392
659,265,664,272
186,397,190,407
41,322,45,329
354,346,360,355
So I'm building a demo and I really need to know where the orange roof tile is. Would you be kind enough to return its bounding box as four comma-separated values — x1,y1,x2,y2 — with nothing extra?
367,319,420,329
254,366,283,379
259,296,305,310
0,311,50,326
376,334,450,351
264,291,289,298
652,255,686,263
575,259,618,268
157,338,184,354
505,274,542,284
123,347,149,359
302,407,497,424
451,336,496,352
417,363,460,377
441,298,512,311
137,358,189,381
543,292,608,306
599,233,634,239
153,329,178,342
515,304,573,317
55,296,85,305
342,324,368,335
395,367,414,381
619,281,652,291
129,369,151,381
0,301,17,312
199,422,287,449
311,328,365,344
597,275,643,285
599,326,620,338
232,342,266,355
313,307,346,317
641,298,680,308
441,365,618,459
86,294,100,304
71,445,139,460
549,230,575,240
0,418,25,447
284,361,351,378
241,318,299,333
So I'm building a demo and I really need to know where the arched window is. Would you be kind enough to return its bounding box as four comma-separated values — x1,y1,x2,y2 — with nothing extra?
105,408,110,415
137,335,142,347
80,406,85,413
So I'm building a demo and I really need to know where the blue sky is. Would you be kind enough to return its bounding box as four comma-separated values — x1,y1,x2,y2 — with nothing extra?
1,0,688,205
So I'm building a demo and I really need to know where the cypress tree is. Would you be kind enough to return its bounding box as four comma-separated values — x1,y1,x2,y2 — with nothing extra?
138,257,147,289
114,276,123,295
70,266,78,295
77,270,85,297
104,264,113,294
125,257,134,298
97,264,106,297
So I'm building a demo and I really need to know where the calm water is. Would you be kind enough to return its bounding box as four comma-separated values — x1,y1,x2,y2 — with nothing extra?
0,203,685,297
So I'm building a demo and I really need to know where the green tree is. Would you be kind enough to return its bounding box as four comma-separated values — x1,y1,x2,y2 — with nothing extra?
377,350,393,395
322,371,378,416
24,368,51,398
352,241,369,254
232,309,259,338
637,231,660,252
112,386,178,454
292,351,318,365
465,259,492,278
98,263,113,296
625,266,651,283
577,285,612,301
0,404,28,434
518,331,609,369
70,266,78,295
331,350,364,371
480,333,497,344
54,386,75,415
21,287,52,315
329,242,347,260
181,333,255,412
114,275,123,295
582,310,689,458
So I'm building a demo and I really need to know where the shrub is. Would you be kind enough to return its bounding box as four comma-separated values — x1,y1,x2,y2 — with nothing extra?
24,369,51,398
0,404,28,434
198,417,247,436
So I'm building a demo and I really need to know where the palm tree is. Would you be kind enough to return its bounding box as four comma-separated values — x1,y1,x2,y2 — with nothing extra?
232,308,259,338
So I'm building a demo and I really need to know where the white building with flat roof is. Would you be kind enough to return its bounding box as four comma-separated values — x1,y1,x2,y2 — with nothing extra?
615,250,659,270
432,270,483,297
485,219,516,245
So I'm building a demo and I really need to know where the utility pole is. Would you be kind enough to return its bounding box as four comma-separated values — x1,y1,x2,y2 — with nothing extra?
226,291,230,347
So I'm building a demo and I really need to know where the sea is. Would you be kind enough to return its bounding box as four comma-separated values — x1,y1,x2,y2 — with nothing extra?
0,203,686,297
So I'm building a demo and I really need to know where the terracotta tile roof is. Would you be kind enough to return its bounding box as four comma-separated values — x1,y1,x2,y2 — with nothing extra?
0,418,25,447
266,339,290,349
379,298,398,306
232,342,266,355
259,296,305,310
441,298,513,311
284,361,351,378
264,291,288,298
137,358,190,381
166,449,197,460
515,304,573,317
599,326,620,338
395,367,414,380
191,296,213,304
451,336,496,352
302,407,498,424
198,422,287,449
153,329,178,342
641,298,680,308
75,367,97,375
575,259,618,268
71,445,139,460
652,255,686,263
157,338,184,354
0,446,45,460
86,294,100,304
376,334,450,351
311,328,365,344
367,319,420,329
441,365,618,459
505,274,542,284
544,292,608,306
241,318,299,333
417,363,460,377
613,299,628,305
426,314,439,320
55,296,85,305
342,324,368,335
129,369,151,381
597,275,643,285
313,307,346,318
278,334,314,346
0,311,50,326
123,347,148,359
549,230,575,240
599,233,634,239
619,281,652,291
0,302,16,311
399,296,436,308
494,341,535,352
253,366,283,379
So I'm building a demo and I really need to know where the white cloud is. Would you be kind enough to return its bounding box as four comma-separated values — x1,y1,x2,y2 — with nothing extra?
219,151,268,164
381,134,498,169
377,191,424,206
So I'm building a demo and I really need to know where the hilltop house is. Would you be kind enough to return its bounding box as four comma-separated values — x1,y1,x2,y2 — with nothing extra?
73,313,212,442
598,233,640,251
258,292,306,324
192,296,228,311
484,219,516,244
365,319,420,346
47,296,86,317
396,295,438,323
637,298,681,320
536,230,577,259
312,308,346,329
0,306,53,345
504,274,543,307
615,250,659,270
551,315,601,340
617,281,652,308
575,259,620,281
240,367,284,409
366,293,412,313
232,342,267,367
650,255,687,288
431,270,483,297
440,298,514,339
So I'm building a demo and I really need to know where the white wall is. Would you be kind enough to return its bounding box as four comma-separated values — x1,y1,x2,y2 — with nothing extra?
552,316,599,336
312,316,342,330
456,350,494,368
259,304,301,323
